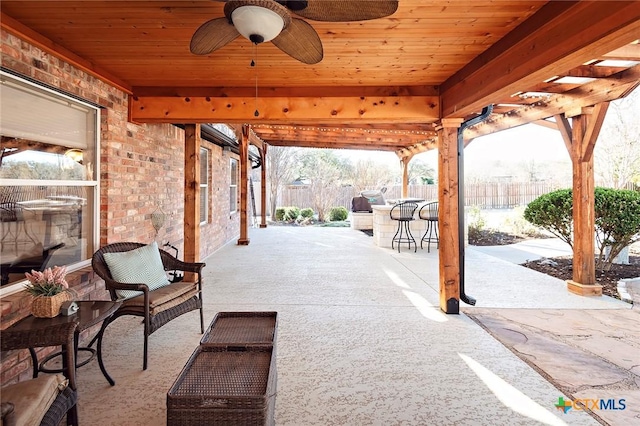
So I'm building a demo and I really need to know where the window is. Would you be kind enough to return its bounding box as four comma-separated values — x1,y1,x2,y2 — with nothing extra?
199,147,209,224
0,72,99,294
230,158,238,213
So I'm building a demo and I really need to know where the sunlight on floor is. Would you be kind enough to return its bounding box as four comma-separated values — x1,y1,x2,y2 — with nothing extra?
384,268,412,289
402,290,447,323
459,353,567,426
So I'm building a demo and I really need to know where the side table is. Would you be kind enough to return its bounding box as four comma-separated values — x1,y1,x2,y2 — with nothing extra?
7,300,121,386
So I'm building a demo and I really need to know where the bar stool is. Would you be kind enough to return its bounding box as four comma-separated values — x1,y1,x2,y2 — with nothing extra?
390,201,418,253
418,201,439,252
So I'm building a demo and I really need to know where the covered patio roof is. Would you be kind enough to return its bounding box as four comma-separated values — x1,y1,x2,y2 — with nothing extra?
2,1,639,156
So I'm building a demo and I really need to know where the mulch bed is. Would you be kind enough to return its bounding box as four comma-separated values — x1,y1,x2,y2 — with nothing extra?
469,229,640,299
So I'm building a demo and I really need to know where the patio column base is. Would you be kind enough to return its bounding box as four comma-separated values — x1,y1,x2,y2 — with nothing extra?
566,280,602,296
259,224,267,228
237,238,250,246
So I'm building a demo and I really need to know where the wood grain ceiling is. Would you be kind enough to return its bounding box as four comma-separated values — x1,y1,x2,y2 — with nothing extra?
2,1,639,157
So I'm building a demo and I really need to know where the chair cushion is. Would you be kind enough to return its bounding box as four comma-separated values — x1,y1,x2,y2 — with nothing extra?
121,281,199,315
0,374,67,426
103,241,170,300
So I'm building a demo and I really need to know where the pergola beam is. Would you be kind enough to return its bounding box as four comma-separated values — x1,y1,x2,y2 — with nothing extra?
464,65,640,139
440,1,640,118
129,95,440,124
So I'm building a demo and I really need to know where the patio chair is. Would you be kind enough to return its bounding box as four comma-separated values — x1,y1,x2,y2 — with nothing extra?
91,242,205,370
418,201,439,252
390,201,418,253
1,321,79,426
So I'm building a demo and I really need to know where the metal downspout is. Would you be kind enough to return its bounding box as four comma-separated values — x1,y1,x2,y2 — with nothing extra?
458,105,493,307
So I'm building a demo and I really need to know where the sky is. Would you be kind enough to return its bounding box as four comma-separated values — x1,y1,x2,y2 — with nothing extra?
338,122,572,170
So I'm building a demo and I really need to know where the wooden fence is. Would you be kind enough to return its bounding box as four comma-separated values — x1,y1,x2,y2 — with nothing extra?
270,182,565,213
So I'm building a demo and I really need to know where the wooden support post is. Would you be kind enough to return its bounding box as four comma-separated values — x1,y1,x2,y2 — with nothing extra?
183,124,201,281
260,145,268,228
437,119,464,313
401,158,409,198
237,125,250,245
557,103,609,296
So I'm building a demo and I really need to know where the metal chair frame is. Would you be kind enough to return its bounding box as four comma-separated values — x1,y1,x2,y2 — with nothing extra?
390,201,418,253
418,201,439,252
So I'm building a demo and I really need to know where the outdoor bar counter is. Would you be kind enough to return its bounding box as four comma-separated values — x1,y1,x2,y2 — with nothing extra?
372,200,433,248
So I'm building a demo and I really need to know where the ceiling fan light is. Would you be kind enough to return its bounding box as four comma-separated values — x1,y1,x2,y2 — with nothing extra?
232,5,285,43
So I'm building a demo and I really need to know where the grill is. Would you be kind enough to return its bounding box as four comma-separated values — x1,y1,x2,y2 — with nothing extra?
351,189,386,212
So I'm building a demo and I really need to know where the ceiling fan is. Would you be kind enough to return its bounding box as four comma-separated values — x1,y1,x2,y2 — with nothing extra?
190,0,399,64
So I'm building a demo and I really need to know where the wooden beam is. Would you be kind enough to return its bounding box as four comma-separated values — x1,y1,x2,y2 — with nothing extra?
555,114,573,155
464,65,640,139
132,85,439,98
129,96,440,124
581,102,610,161
400,156,411,198
437,119,463,314
567,114,600,295
237,125,250,246
440,1,640,117
183,124,201,273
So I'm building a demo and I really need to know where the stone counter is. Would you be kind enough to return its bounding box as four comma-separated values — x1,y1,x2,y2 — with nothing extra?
372,203,430,249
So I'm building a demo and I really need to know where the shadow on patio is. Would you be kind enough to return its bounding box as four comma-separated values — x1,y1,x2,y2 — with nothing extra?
76,225,633,425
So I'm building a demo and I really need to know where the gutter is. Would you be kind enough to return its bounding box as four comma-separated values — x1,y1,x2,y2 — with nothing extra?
457,105,494,309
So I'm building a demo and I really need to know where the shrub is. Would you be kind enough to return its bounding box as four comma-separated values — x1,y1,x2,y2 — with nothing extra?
594,187,640,270
524,187,640,271
284,206,301,222
467,205,486,240
300,207,314,219
329,206,348,221
275,207,286,221
523,189,574,247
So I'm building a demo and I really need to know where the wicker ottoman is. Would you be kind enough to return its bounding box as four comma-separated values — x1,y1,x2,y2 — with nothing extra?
200,312,278,347
167,345,276,426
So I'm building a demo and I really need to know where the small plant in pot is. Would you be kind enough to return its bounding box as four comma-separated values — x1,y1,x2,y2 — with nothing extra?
24,266,72,318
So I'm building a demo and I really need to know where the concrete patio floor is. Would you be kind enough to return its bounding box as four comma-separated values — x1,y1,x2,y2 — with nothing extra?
76,226,637,425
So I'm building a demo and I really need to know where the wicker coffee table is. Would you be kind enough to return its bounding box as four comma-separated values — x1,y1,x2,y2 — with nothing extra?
167,311,278,426
200,311,277,347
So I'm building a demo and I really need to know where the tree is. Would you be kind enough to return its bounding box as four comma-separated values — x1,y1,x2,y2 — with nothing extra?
595,86,640,188
343,158,395,193
408,159,435,184
298,149,349,222
266,146,299,219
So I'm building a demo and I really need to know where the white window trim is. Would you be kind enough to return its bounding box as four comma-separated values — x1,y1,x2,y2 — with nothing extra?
0,71,100,296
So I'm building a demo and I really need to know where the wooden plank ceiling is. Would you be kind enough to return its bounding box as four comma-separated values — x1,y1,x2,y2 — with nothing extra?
2,1,639,157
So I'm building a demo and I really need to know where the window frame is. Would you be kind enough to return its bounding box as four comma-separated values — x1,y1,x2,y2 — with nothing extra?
0,71,100,296
229,158,238,213
199,147,209,225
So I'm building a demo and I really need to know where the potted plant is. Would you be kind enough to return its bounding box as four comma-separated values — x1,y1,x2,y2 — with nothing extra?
24,266,72,318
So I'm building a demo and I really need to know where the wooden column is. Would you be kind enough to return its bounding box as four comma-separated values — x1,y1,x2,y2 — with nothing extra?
437,119,464,313
237,124,250,245
399,154,413,198
183,124,201,279
557,103,609,295
260,144,268,228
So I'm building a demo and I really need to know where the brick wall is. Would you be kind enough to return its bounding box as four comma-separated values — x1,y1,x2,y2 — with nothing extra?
1,30,240,386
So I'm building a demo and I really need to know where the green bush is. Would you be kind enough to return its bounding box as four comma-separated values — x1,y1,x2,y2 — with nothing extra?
284,206,301,222
524,187,640,271
300,207,314,218
523,188,574,247
329,206,348,221
467,205,486,240
594,187,640,270
275,207,286,221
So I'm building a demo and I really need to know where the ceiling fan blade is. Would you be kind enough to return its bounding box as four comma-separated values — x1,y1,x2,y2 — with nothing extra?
291,0,398,22
271,18,323,64
190,17,239,55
